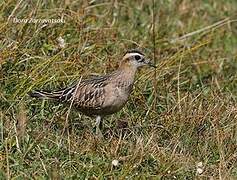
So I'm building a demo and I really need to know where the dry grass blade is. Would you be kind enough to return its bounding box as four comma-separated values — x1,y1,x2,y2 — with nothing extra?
170,18,234,43
16,103,28,140
60,76,83,140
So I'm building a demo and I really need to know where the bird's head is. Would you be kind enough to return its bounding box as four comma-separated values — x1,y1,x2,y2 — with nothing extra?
120,50,156,69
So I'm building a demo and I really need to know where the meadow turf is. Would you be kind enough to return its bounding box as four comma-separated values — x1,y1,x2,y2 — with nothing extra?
1,0,237,179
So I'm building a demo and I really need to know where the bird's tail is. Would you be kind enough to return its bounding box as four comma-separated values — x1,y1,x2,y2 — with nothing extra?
29,90,62,99
29,85,76,102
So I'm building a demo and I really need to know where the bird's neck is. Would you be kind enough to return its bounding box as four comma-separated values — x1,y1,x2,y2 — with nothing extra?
118,63,138,82
113,64,138,95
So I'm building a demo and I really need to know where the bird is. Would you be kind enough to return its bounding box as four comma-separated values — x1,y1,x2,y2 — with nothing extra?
30,49,156,137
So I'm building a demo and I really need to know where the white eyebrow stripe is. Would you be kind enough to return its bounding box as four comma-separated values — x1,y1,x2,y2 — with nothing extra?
123,53,143,59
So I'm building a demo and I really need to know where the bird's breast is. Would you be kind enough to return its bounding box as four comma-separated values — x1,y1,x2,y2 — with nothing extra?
100,81,133,114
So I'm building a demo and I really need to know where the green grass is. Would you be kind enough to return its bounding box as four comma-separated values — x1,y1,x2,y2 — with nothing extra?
1,0,237,179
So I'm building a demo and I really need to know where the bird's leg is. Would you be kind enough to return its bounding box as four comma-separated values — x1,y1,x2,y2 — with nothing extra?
95,116,103,138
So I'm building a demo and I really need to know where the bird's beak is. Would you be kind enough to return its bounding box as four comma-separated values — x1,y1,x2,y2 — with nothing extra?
145,59,157,68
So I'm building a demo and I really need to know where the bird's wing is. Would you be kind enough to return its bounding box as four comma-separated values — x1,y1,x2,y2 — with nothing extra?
72,75,109,109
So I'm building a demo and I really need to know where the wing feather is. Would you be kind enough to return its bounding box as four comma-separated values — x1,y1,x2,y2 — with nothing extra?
72,75,108,109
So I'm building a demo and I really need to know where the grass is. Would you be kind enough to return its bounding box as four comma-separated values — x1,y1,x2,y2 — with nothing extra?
1,0,237,179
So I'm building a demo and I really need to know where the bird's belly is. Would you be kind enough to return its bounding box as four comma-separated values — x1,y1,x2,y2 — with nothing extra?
105,98,128,114
79,99,127,116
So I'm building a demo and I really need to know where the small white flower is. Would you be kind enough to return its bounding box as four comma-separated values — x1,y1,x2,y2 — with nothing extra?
57,36,66,48
112,159,119,166
197,162,203,167
197,167,204,174
196,162,204,175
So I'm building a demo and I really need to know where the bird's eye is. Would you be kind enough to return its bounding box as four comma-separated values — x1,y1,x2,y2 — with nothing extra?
135,55,141,61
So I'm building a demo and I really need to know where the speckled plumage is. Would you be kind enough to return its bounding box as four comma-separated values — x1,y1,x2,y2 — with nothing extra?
30,50,156,136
